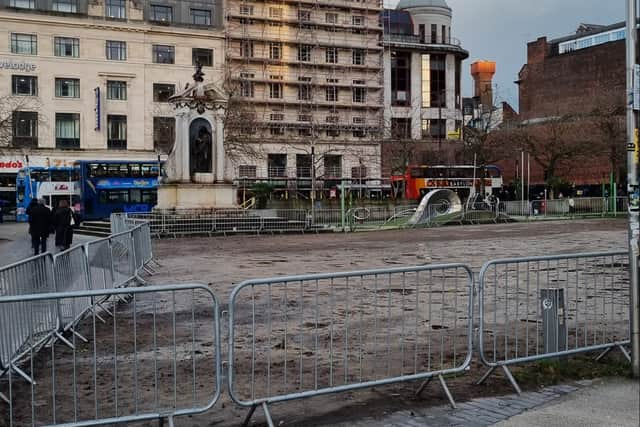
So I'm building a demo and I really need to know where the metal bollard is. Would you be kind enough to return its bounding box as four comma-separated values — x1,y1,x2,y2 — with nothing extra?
540,288,567,354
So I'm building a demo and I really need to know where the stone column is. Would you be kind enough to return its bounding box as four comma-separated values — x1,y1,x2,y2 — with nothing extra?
215,109,225,182
179,110,191,183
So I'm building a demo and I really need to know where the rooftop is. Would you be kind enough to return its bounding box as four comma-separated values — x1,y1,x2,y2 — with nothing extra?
396,0,450,10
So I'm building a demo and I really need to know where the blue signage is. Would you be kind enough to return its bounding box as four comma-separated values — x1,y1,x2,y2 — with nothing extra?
94,87,101,131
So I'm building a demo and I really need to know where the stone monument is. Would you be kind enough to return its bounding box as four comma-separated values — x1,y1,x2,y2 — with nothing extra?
156,64,237,209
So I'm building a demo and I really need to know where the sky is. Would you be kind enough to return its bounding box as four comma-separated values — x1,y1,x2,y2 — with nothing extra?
386,0,626,109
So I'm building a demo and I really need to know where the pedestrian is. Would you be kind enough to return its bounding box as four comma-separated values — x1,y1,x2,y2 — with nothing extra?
53,199,74,251
29,198,53,256
568,196,576,216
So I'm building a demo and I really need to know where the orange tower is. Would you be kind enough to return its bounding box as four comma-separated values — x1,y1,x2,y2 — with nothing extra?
471,61,496,109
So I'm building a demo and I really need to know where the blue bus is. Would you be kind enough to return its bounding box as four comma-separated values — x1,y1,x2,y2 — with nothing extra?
75,160,160,220
16,167,80,222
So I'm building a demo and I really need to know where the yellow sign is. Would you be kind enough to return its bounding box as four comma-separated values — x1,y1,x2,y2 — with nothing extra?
447,130,461,140
635,129,639,164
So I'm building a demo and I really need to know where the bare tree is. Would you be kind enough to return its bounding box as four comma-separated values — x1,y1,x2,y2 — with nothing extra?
0,95,44,154
588,86,626,184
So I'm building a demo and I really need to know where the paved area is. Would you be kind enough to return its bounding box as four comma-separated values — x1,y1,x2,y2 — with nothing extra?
0,222,94,266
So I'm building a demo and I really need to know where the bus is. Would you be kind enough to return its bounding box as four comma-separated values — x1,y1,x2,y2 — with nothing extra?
75,160,160,220
16,167,81,222
392,165,503,201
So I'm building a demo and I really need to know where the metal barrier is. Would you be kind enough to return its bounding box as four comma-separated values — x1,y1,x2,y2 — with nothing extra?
0,284,221,427
228,264,474,426
476,251,631,394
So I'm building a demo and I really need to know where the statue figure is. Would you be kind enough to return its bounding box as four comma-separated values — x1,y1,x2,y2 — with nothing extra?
193,61,205,83
190,123,212,175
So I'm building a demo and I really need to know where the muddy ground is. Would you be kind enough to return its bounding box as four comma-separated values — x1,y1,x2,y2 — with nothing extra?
0,219,629,427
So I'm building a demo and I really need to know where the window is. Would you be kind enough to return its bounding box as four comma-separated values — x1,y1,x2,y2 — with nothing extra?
55,113,80,149
419,24,425,43
325,86,338,102
270,126,284,136
12,111,38,147
298,9,311,22
268,154,287,177
150,5,172,22
191,8,211,25
352,15,364,26
421,119,446,139
269,42,282,60
106,80,127,100
12,75,37,96
298,44,312,62
240,5,253,15
153,83,175,102
238,165,257,178
298,114,311,122
326,129,340,137
442,25,447,44
153,117,175,153
55,78,80,98
11,33,37,55
298,84,311,101
352,49,365,65
10,0,35,9
326,47,338,64
431,24,437,43
324,155,341,177
240,40,254,57
153,45,175,64
192,48,213,66
269,83,283,99
53,0,77,13
105,0,126,19
296,155,311,178
107,115,127,149
325,13,338,24
269,7,282,18
54,37,79,58
352,87,366,103
352,165,367,178
240,80,255,98
270,113,284,121
106,40,126,60
391,118,411,139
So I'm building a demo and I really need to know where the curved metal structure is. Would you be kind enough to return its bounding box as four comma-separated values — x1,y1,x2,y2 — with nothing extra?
408,189,463,225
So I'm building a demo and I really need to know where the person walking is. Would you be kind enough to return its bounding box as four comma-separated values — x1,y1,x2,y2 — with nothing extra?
53,199,74,251
29,198,53,255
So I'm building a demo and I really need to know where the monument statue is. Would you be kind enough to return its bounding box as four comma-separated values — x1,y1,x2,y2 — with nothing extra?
190,120,213,175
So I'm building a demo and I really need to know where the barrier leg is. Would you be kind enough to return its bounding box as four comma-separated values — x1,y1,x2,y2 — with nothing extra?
501,366,522,395
595,346,613,362
618,345,632,362
54,331,75,350
414,376,432,397
241,404,258,427
262,402,275,427
438,374,457,409
0,391,8,404
9,363,35,385
475,366,496,385
69,327,89,343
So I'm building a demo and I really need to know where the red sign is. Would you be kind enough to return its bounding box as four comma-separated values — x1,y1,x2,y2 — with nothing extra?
54,184,69,191
0,160,23,170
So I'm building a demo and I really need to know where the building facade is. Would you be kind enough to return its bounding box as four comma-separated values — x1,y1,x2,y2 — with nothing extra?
0,0,225,200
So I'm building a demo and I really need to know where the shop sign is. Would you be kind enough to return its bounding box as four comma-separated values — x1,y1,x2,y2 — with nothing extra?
0,59,37,72
0,160,24,172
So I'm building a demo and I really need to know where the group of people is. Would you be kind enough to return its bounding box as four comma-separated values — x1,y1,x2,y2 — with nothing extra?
27,199,80,256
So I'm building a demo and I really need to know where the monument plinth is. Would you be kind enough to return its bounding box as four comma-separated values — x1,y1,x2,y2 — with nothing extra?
156,64,236,209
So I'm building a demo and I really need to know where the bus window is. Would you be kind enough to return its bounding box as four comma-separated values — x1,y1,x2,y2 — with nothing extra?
99,191,108,204
31,170,48,182
50,170,70,181
90,163,107,177
108,190,129,204
141,189,157,204
141,164,155,177
130,189,142,203
17,184,25,202
129,163,141,177
107,164,127,177
410,167,426,179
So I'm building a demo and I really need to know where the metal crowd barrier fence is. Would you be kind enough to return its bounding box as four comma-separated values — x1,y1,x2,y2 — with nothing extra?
228,264,474,426
476,251,631,394
0,284,221,427
500,197,629,220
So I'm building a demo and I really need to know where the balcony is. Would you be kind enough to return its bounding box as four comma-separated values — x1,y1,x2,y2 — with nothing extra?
383,33,469,58
268,166,288,178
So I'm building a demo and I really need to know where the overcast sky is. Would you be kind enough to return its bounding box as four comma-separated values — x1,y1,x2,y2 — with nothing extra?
386,0,626,109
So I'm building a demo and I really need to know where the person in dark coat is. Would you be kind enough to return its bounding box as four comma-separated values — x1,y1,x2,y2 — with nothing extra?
53,199,74,251
29,199,53,255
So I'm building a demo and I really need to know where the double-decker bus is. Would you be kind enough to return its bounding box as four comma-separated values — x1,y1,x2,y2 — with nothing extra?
15,167,81,222
75,160,160,220
392,165,503,201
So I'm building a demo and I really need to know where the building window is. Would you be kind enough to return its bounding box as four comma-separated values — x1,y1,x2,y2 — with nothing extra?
191,8,211,25
54,37,79,58
106,40,126,60
326,47,338,64
421,119,446,139
52,0,78,13
270,126,284,136
106,80,127,100
240,40,254,57
419,24,425,43
352,15,364,26
153,45,175,64
12,111,38,148
298,84,311,101
153,83,175,102
268,7,282,18
105,0,126,19
325,86,338,102
352,49,365,65
269,42,282,60
269,83,283,99
352,165,367,178
10,0,35,9
431,24,437,43
55,78,80,98
352,87,366,103
238,165,257,178
298,9,311,22
270,113,284,121
240,80,255,97
192,48,213,66
11,75,37,96
325,12,338,24
153,117,175,153
442,25,447,44
298,44,312,62
324,155,341,178
107,115,127,150
240,5,253,15
391,52,410,106
326,129,340,137
11,33,37,55
55,113,80,149
150,5,172,22
268,154,287,177
391,118,411,139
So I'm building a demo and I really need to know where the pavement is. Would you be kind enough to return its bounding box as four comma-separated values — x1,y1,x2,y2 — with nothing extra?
0,221,95,267
328,378,639,427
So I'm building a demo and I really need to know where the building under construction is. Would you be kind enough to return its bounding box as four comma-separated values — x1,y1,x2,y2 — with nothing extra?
225,0,385,200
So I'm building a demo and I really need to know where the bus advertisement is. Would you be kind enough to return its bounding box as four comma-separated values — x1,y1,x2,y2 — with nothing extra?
75,160,160,220
16,167,80,222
